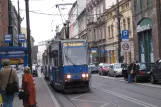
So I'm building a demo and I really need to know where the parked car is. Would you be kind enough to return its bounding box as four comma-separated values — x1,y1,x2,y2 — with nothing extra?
133,63,153,82
108,63,123,77
122,63,153,82
32,65,38,77
88,64,99,74
98,63,111,75
150,61,161,84
122,64,129,81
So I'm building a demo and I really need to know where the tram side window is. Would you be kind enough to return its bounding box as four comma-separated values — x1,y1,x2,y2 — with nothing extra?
53,50,59,66
59,50,63,66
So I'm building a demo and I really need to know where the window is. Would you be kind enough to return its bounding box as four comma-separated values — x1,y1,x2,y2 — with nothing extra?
134,0,139,12
126,3,129,8
100,3,104,14
123,19,126,30
111,25,114,38
127,18,131,31
102,26,105,39
140,0,143,10
147,0,152,7
99,28,101,40
94,29,96,41
108,26,111,38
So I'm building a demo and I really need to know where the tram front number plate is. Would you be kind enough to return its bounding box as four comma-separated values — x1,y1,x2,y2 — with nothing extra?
73,73,80,76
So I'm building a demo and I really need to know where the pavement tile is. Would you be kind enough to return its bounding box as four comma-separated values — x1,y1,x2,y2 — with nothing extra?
13,77,56,107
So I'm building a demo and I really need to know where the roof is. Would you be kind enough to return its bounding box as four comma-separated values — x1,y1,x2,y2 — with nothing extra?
0,46,28,52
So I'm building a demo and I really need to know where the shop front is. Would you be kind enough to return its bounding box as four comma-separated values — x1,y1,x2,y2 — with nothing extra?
105,47,116,63
137,18,154,63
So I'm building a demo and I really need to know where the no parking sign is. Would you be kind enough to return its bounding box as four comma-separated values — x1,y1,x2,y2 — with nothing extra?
121,41,131,52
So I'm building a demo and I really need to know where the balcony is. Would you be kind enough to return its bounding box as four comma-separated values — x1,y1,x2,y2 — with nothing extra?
87,17,97,26
96,15,105,25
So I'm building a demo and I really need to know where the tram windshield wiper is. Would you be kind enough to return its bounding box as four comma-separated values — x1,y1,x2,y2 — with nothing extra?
65,54,76,67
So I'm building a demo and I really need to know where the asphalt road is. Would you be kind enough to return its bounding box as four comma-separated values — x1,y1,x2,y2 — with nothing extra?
51,74,161,107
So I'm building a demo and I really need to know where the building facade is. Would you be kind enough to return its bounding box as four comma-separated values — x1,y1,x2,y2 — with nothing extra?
0,1,21,46
77,9,87,39
68,1,78,39
105,0,134,64
86,0,106,63
21,27,35,47
132,0,161,63
68,0,86,39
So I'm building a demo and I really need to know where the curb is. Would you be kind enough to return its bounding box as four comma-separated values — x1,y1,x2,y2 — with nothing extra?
41,77,61,107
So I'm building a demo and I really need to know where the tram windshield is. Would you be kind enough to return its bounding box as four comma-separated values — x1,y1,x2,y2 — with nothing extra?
63,43,87,66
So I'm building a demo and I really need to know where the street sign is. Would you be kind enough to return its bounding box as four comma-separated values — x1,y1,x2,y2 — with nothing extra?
4,34,12,43
122,30,129,41
121,41,131,52
18,34,26,43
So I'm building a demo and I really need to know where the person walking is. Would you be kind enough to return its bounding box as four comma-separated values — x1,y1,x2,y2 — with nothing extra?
22,67,37,107
0,59,19,107
128,61,137,83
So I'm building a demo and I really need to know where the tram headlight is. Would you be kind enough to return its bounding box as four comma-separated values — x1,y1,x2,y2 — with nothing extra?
67,74,71,79
82,74,86,78
82,73,88,78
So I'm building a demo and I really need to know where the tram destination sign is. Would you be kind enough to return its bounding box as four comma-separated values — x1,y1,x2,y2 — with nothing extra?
63,42,85,47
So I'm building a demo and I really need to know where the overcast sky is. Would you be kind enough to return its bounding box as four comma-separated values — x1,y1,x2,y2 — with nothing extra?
12,0,119,45
12,0,76,45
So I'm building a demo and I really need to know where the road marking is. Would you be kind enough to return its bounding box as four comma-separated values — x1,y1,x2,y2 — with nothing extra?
93,75,161,89
42,77,61,107
136,83,161,89
92,85,158,107
72,99,106,104
100,103,109,107
71,94,87,100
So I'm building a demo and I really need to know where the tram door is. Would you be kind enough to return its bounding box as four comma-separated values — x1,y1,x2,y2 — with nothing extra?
53,50,59,85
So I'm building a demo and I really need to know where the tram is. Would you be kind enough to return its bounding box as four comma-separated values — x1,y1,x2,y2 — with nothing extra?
43,39,90,92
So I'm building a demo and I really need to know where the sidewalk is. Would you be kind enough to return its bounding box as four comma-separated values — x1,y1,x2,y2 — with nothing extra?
13,76,60,107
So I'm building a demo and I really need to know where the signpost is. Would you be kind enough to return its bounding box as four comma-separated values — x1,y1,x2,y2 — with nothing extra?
122,30,129,41
4,34,12,43
121,42,131,52
18,34,26,43
121,30,131,63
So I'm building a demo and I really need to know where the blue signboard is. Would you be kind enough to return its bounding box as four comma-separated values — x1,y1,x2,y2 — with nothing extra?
122,30,129,41
18,34,26,43
4,34,12,43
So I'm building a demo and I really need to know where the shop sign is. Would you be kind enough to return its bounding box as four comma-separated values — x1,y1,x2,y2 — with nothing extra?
105,47,115,50
1,58,24,65
137,24,151,33
121,41,131,52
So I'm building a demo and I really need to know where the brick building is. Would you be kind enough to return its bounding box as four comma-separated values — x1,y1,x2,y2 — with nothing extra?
0,0,20,46
132,0,161,63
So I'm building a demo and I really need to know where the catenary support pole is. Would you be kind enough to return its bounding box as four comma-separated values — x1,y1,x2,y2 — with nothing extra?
8,0,13,46
25,0,32,73
117,0,121,63
18,0,22,46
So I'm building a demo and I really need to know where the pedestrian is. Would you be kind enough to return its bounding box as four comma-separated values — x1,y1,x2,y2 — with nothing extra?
0,59,19,107
22,66,37,107
128,61,137,83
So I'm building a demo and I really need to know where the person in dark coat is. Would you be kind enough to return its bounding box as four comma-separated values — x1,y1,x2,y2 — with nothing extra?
128,61,137,83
